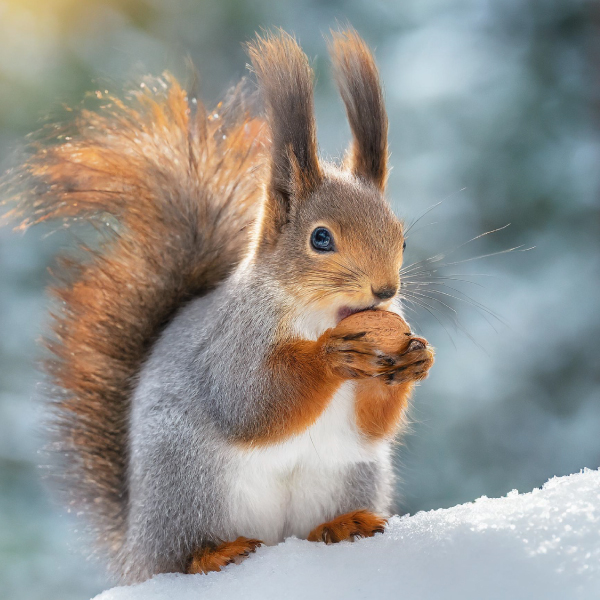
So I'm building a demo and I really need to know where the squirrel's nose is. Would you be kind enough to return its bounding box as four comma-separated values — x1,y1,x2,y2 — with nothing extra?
371,285,397,301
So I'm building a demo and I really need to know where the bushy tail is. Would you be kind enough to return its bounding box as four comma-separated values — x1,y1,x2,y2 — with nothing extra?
1,75,266,562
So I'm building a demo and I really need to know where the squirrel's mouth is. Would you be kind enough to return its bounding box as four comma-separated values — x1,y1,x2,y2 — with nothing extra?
336,305,375,323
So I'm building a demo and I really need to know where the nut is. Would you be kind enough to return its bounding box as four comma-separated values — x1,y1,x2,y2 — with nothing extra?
336,310,413,355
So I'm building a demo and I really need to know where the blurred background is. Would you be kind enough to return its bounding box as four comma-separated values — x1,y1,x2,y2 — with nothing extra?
1,0,599,598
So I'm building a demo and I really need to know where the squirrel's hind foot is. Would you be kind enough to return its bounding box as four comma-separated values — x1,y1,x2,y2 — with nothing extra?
307,509,387,544
188,537,262,574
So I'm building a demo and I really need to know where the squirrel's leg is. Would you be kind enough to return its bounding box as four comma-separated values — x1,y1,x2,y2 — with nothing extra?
255,324,432,443
307,510,387,544
354,379,414,439
355,337,434,439
306,328,434,543
187,537,262,574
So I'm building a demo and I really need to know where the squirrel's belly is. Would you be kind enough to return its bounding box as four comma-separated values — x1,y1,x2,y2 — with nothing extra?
225,381,390,544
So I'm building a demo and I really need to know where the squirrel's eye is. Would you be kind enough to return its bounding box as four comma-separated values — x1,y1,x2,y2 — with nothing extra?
311,227,335,252
403,240,407,251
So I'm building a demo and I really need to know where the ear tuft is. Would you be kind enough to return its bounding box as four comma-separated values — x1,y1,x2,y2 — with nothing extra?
247,31,321,233
330,29,388,190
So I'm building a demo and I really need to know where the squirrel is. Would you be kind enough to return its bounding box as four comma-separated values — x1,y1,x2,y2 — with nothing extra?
2,29,434,582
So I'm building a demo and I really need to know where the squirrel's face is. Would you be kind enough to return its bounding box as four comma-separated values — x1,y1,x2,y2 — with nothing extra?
250,29,403,330
262,174,405,323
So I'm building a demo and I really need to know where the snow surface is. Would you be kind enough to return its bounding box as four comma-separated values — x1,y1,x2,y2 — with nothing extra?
95,469,600,600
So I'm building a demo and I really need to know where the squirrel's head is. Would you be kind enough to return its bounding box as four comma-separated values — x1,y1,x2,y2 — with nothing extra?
248,30,405,333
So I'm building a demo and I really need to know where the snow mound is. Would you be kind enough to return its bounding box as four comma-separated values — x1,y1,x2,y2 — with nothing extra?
95,469,600,600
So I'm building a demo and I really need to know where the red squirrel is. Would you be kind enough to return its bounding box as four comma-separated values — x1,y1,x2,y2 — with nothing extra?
2,30,434,582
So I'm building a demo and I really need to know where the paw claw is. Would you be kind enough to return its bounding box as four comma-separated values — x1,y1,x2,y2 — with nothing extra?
407,339,426,352
377,356,395,367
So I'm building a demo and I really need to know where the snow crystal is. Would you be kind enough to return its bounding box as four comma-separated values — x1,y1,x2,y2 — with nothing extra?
95,469,600,600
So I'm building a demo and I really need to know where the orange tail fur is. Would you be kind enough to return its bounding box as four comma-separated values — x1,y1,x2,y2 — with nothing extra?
1,74,267,565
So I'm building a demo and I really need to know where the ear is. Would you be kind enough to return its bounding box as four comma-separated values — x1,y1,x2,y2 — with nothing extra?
247,31,321,237
330,29,388,190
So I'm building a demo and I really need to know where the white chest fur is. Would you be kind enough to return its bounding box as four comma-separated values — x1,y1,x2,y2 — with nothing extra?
226,381,390,544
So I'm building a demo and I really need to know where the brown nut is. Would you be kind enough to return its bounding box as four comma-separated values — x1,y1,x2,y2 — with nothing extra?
335,310,414,355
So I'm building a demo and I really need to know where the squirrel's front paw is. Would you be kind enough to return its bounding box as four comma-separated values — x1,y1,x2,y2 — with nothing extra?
322,329,384,378
322,310,433,382
376,337,435,385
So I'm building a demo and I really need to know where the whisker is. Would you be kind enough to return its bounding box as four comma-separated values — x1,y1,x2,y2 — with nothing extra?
404,288,500,333
331,257,367,280
400,224,514,277
402,275,487,289
403,187,466,237
404,289,458,317
404,221,438,238
400,295,458,349
403,201,444,237
398,216,532,345
438,245,534,268
402,264,508,332
394,299,425,335
407,282,505,325
402,293,486,351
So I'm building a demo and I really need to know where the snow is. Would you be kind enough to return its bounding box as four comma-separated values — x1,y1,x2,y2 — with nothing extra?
95,469,600,600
